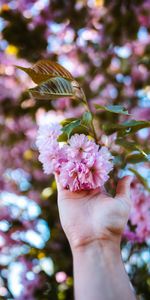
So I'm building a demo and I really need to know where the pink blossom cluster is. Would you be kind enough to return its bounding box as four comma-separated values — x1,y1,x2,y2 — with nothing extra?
129,181,150,242
36,123,114,192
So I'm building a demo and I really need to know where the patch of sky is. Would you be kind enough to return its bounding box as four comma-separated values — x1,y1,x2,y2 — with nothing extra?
36,219,50,241
136,89,150,106
114,45,132,58
122,247,130,261
47,36,61,52
138,128,150,140
26,271,35,280
8,257,54,297
137,165,150,183
4,168,31,191
141,249,150,263
49,22,66,33
63,28,75,44
138,26,149,41
1,192,41,220
27,202,41,220
125,262,131,273
77,35,86,47
116,74,132,86
78,28,99,43
8,262,23,297
1,268,8,279
47,23,74,51
0,220,10,232
0,245,30,267
0,39,8,51
0,236,5,248
8,1,18,10
0,17,6,31
40,257,54,276
31,0,49,14
15,219,50,249
109,86,118,99
118,167,150,185
58,55,73,73
20,0,48,18
21,229,47,249
116,73,124,83
0,253,13,266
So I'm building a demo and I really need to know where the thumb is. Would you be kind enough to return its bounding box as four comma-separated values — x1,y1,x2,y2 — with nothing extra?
116,175,133,201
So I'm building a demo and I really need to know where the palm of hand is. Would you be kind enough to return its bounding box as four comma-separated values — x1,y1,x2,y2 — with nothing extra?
56,176,132,249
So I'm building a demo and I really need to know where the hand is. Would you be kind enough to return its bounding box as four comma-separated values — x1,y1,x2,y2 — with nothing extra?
56,175,136,300
55,175,132,251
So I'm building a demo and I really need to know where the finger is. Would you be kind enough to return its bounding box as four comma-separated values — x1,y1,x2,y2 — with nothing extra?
55,173,91,200
116,175,133,201
55,173,74,198
55,173,63,193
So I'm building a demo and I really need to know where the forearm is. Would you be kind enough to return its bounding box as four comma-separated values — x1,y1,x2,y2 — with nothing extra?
72,241,136,300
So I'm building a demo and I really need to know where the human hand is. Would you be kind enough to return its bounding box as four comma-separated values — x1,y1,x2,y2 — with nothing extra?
55,175,132,251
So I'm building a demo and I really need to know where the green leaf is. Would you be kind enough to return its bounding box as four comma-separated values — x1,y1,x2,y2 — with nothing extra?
81,112,93,126
95,104,130,115
62,120,81,137
116,139,149,159
60,118,78,127
29,77,74,100
135,146,150,159
103,120,150,135
17,60,85,101
129,168,150,192
125,153,149,164
16,66,52,84
122,120,150,129
70,125,89,136
116,138,137,151
57,132,68,142
60,118,90,140
32,60,74,81
16,60,74,84
29,77,85,101
57,124,90,142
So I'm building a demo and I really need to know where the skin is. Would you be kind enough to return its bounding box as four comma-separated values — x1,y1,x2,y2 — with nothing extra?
55,175,136,300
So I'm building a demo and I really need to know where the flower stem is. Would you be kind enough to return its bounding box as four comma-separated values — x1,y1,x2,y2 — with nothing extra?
82,94,98,143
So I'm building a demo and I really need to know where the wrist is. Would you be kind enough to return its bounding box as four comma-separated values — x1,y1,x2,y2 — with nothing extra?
72,239,121,261
72,239,136,300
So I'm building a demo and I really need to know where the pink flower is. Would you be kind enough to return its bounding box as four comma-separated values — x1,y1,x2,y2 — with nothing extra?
126,180,150,242
38,142,60,174
36,126,114,191
36,123,62,151
66,134,98,161
38,143,67,175
131,107,150,121
36,123,65,174
59,144,113,191
59,161,89,191
55,271,67,283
